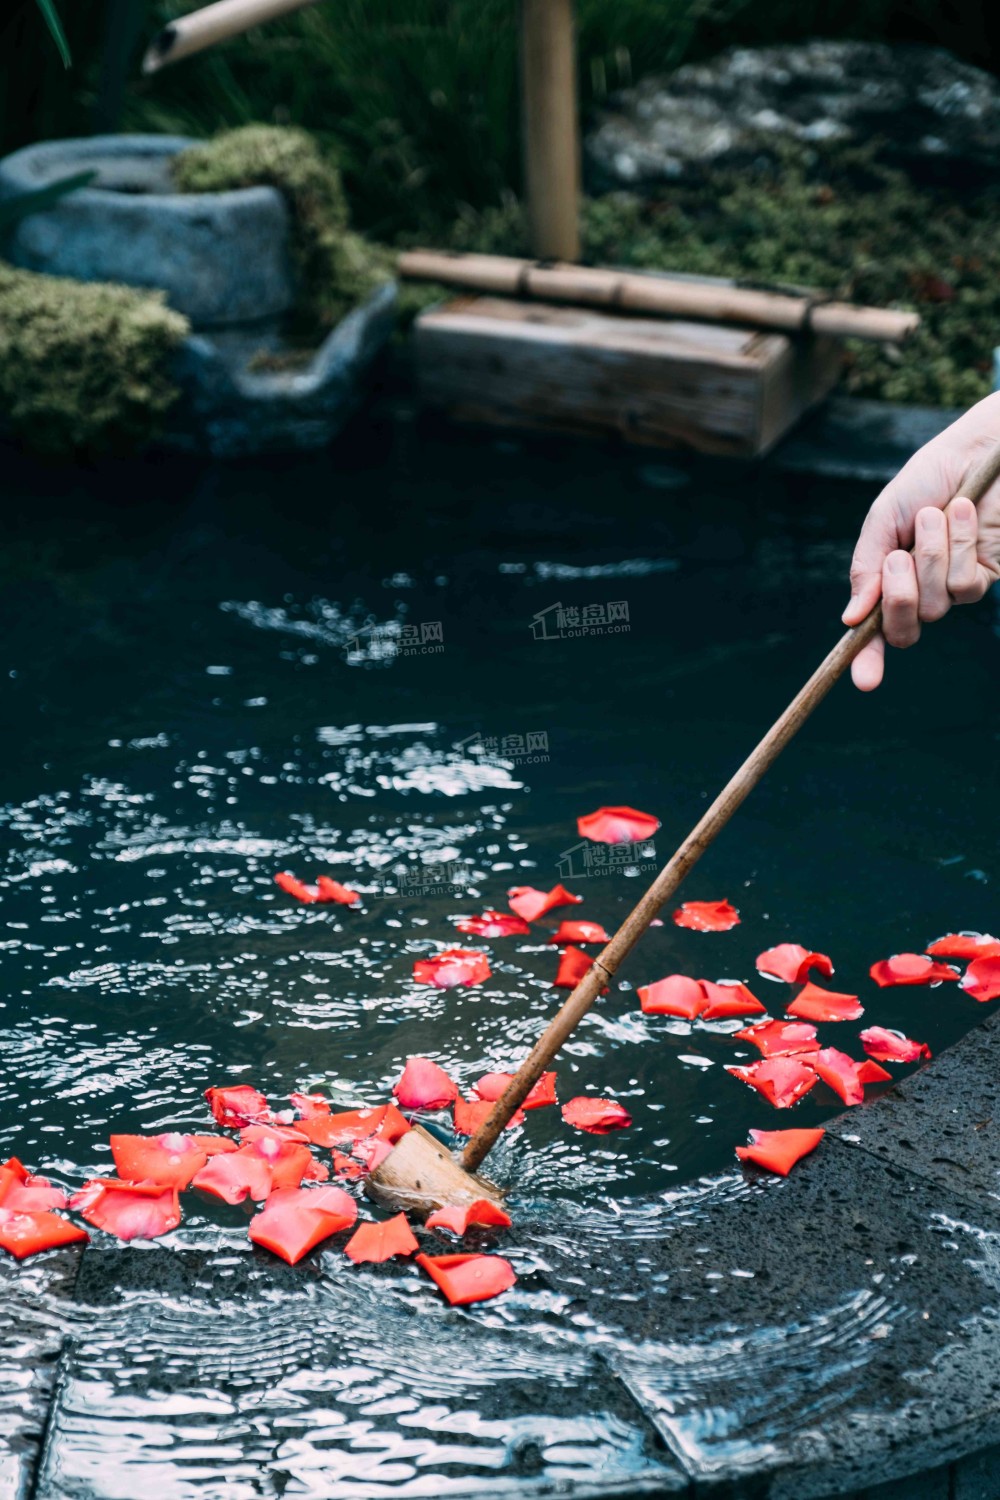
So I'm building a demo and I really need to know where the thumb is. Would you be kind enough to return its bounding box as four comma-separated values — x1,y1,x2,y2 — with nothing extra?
842,499,904,626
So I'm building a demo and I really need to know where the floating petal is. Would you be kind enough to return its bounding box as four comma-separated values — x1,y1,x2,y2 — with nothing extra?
274,871,320,903
205,1084,271,1129
416,1252,516,1305
577,806,660,844
673,900,740,932
456,910,530,937
561,1097,632,1133
393,1057,459,1112
756,944,833,984
961,955,1000,1003
637,975,707,1019
785,983,863,1023
700,980,767,1019
554,945,606,990
733,1020,819,1058
452,1097,525,1136
315,876,360,905
0,1157,68,1213
249,1184,357,1265
860,1026,932,1063
344,1212,419,1263
869,954,960,987
725,1058,818,1109
736,1128,824,1176
473,1071,557,1109
109,1133,235,1191
0,1206,88,1260
425,1199,513,1234
810,1047,891,1105
412,948,491,988
549,920,610,945
926,933,1000,960
507,884,582,922
70,1179,181,1241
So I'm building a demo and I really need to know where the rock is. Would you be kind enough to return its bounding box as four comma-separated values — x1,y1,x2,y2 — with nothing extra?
587,41,1000,190
0,134,294,327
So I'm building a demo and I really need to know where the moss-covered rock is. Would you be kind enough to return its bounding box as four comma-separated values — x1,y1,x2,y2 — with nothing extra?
172,125,391,332
0,263,188,454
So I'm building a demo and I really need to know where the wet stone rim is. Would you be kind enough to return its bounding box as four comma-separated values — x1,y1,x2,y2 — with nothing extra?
3,1005,1000,1499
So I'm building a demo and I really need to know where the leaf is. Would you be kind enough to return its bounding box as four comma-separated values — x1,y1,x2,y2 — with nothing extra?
756,944,833,984
785,983,863,1023
736,1127,824,1177
577,806,659,844
416,1251,516,1305
673,900,740,932
35,0,71,68
561,1097,632,1133
392,1057,459,1111
344,1212,419,1263
0,171,94,234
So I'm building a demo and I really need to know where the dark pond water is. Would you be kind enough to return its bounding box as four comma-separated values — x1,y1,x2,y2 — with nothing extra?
2,422,998,1216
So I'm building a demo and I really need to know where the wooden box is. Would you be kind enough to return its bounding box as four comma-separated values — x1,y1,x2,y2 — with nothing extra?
413,295,842,458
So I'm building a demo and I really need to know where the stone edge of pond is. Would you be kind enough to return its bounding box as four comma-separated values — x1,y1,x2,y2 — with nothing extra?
766,396,963,485
5,1008,1000,1500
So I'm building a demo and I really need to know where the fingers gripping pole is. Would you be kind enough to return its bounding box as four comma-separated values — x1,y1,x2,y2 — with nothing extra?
461,437,1000,1177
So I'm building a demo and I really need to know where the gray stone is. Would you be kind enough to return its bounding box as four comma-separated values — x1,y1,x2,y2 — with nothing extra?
0,1246,83,1500
587,42,1000,192
163,280,397,457
0,135,294,327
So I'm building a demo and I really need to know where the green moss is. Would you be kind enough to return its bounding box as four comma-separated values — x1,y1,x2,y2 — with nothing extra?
0,263,188,454
172,125,391,332
428,140,1000,409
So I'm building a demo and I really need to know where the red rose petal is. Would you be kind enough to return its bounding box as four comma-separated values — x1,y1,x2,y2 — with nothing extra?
756,944,834,984
109,1133,235,1191
926,932,1000,960
416,1251,516,1305
577,806,660,845
733,1020,820,1058
275,871,320,903
0,1206,88,1260
507,884,582,922
70,1179,181,1241
736,1127,825,1177
810,1047,892,1106
961,955,1000,1003
350,1137,395,1172
785,983,863,1023
561,1097,632,1133
289,1092,331,1120
870,954,960,987
344,1211,419,1264
554,945,608,991
249,1184,357,1265
425,1199,513,1234
456,910,531,937
393,1057,459,1112
191,1135,313,1204
473,1071,557,1109
205,1084,272,1129
673,900,740,932
298,1103,406,1149
0,1157,68,1213
549,920,610,945
860,1026,932,1063
700,980,767,1020
725,1058,818,1109
331,1151,366,1181
412,948,491,988
637,975,707,1019
315,876,360,905
452,1097,525,1136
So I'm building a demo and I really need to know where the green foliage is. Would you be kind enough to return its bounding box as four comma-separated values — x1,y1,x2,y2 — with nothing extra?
171,124,391,330
34,0,71,68
0,264,188,454
426,139,1000,408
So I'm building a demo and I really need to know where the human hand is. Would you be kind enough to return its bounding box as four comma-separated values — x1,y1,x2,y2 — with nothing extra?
842,392,1000,689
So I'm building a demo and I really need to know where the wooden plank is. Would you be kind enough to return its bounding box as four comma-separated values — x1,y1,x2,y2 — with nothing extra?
414,297,841,457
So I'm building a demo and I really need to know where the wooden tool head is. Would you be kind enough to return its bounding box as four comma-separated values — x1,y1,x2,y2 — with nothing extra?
365,1123,504,1219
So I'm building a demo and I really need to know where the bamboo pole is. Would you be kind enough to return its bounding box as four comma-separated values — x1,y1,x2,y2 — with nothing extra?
520,0,581,263
142,0,322,74
459,437,1000,1175
398,250,920,344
